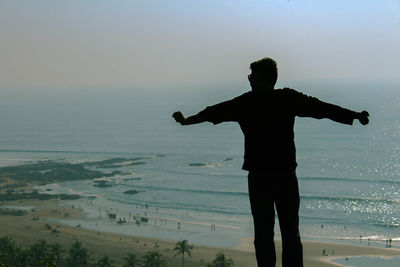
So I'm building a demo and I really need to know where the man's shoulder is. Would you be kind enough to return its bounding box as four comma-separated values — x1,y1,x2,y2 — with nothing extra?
231,91,252,102
233,88,306,101
274,88,308,99
237,91,252,98
275,87,299,94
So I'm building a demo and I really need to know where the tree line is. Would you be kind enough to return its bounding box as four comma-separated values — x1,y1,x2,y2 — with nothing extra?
0,236,234,267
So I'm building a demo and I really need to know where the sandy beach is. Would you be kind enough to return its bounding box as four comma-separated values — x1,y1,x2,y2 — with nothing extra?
1,199,400,267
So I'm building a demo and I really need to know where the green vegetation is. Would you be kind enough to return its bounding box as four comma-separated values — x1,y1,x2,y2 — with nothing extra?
207,252,234,267
0,236,234,267
0,237,160,267
0,191,80,201
65,241,90,267
0,160,124,184
97,255,115,267
0,208,27,216
173,240,193,267
0,158,146,200
83,158,148,169
123,253,139,267
142,251,167,267
0,238,95,267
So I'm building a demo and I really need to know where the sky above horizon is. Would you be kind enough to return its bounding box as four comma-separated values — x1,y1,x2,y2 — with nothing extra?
0,0,399,94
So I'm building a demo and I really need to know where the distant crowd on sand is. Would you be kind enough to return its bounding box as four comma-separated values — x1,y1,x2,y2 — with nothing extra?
321,224,396,249
78,202,221,233
49,209,70,217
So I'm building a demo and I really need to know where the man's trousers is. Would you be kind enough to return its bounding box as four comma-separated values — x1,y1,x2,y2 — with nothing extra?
248,171,303,267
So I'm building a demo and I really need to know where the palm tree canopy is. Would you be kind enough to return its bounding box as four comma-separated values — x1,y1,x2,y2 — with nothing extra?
0,236,15,254
142,251,167,267
66,241,90,267
208,252,234,267
97,255,115,267
123,253,138,267
173,240,194,258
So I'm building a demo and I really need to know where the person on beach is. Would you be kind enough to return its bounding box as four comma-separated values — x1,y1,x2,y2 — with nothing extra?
172,57,369,267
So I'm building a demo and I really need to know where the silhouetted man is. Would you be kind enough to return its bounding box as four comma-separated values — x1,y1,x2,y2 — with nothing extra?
172,57,369,267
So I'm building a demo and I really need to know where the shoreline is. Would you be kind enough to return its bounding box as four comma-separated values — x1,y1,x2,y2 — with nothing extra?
1,199,400,266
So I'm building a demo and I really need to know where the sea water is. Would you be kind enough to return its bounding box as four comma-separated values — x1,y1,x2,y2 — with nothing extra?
333,256,400,267
0,82,399,248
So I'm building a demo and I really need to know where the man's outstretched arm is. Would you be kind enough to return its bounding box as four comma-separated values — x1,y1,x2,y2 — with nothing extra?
173,94,243,126
172,111,206,125
291,89,370,126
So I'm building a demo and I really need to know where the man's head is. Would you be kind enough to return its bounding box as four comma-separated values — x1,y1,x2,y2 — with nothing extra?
248,57,278,91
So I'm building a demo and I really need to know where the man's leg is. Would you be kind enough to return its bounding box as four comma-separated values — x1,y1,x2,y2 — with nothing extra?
275,172,303,267
248,171,276,267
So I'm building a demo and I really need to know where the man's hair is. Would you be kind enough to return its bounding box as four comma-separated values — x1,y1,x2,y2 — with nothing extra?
250,57,278,86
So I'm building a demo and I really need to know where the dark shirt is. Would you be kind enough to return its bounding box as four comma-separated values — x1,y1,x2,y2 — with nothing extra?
198,88,358,171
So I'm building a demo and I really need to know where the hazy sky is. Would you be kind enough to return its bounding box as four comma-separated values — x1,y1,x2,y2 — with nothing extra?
1,0,399,93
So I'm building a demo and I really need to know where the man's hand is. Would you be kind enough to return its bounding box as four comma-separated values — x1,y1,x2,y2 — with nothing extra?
172,111,186,125
173,111,205,125
358,110,369,125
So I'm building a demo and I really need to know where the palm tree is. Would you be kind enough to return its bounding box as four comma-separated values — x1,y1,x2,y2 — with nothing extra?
39,254,57,267
14,246,29,267
123,253,138,267
173,240,193,267
0,236,16,266
66,241,90,267
29,239,49,267
0,235,13,251
208,252,234,267
49,242,63,266
142,251,167,267
97,255,115,267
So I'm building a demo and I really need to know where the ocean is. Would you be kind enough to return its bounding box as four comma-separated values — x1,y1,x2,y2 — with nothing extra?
1,82,399,248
